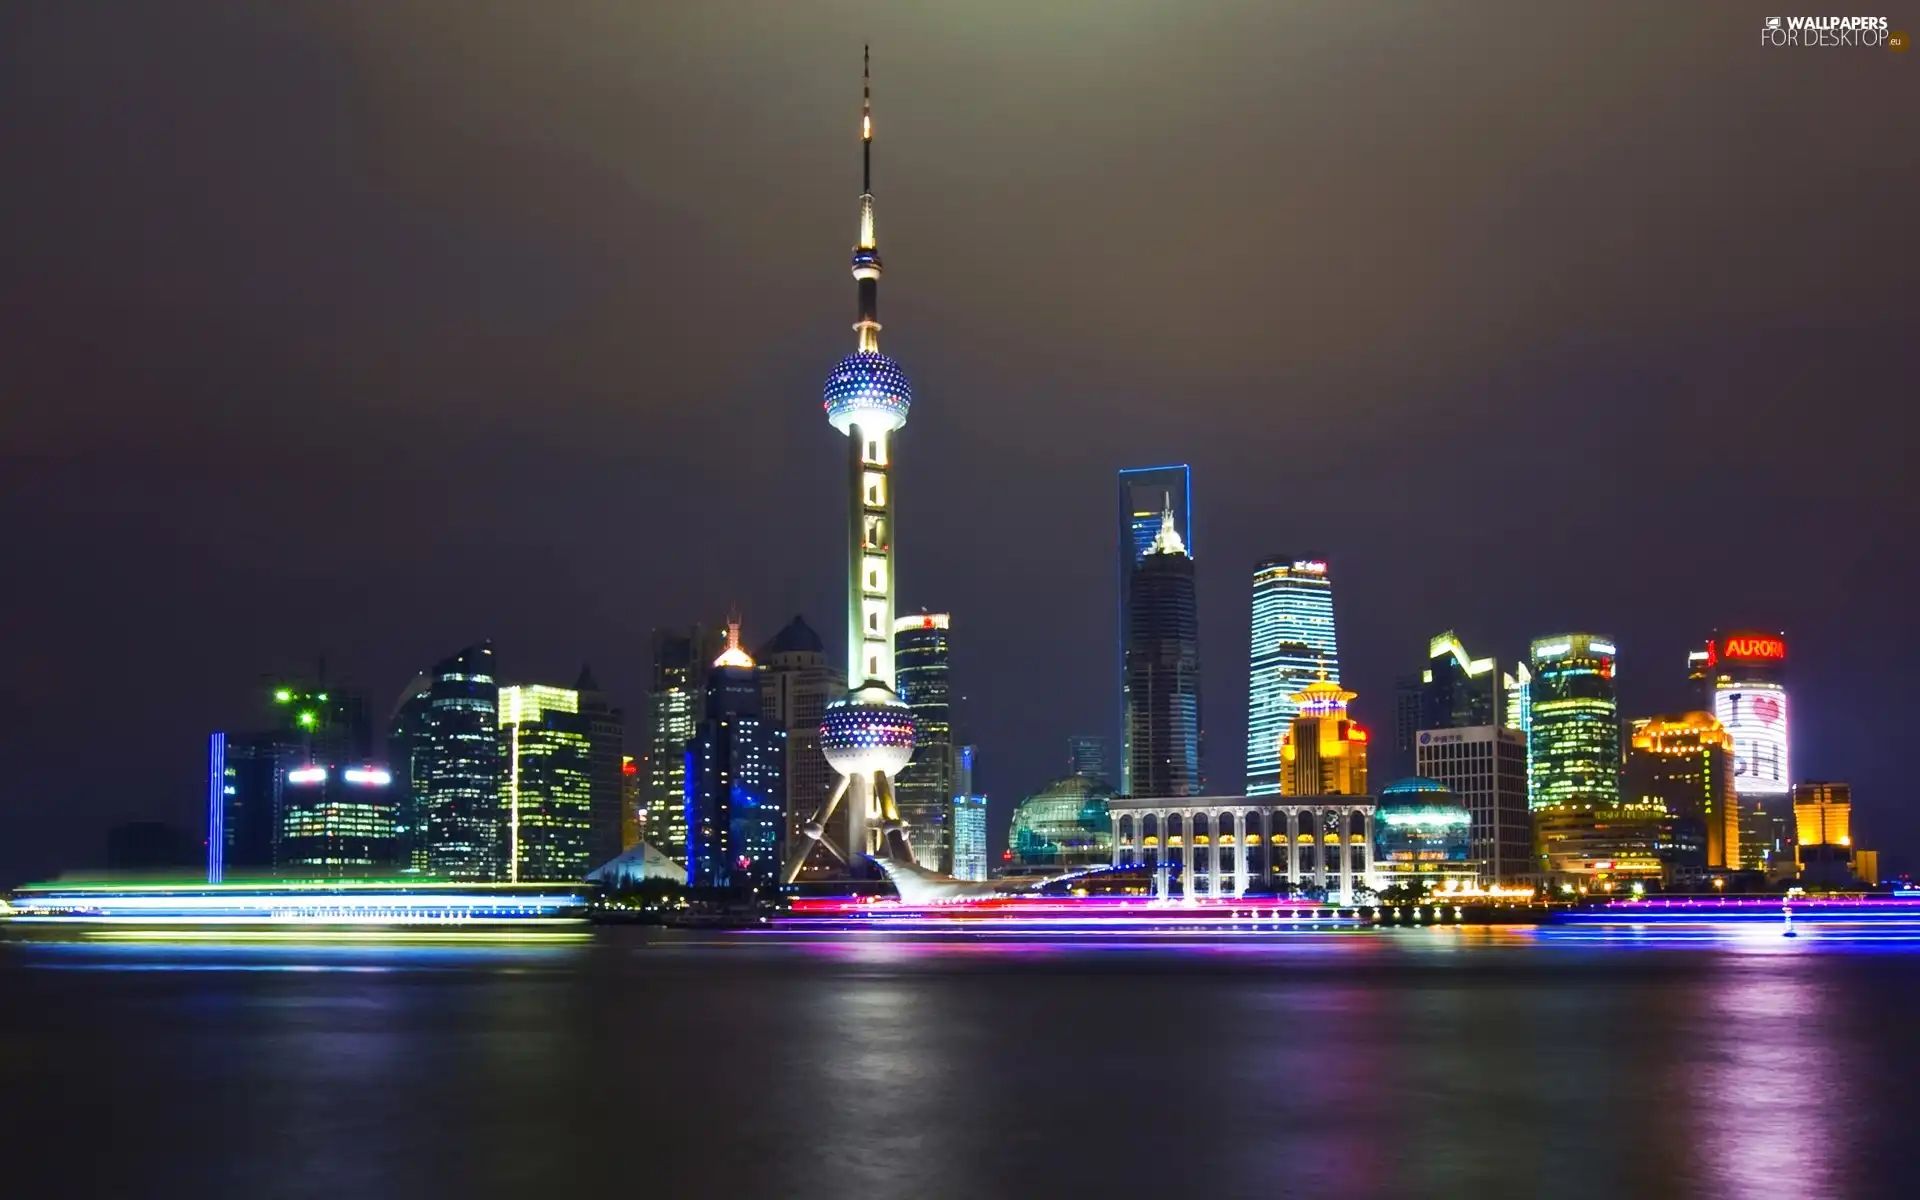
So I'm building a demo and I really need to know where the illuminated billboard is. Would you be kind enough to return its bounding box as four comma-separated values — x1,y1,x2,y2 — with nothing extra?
1713,631,1787,665
1714,682,1789,797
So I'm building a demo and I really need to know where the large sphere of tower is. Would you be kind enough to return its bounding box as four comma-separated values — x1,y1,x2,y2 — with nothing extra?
823,351,911,435
820,682,917,777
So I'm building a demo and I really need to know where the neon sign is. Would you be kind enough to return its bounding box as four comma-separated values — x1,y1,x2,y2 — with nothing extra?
1720,634,1786,662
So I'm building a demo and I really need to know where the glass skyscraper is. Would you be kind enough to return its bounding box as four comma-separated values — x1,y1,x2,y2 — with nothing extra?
1117,464,1191,794
950,745,988,881
572,666,625,870
421,643,505,880
755,615,846,879
687,622,786,892
498,684,594,882
894,612,954,872
1528,634,1621,811
1125,506,1201,798
644,625,722,862
1247,558,1337,795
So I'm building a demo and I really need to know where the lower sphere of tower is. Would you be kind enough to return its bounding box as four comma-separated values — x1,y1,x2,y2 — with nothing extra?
820,682,917,777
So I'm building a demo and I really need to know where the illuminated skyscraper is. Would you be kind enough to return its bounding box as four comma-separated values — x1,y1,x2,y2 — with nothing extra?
1117,464,1191,792
1627,712,1735,870
788,49,919,882
1125,503,1202,798
950,744,988,881
1280,677,1370,798
1793,781,1853,884
894,612,954,871
1395,632,1502,750
688,621,786,891
1247,558,1336,795
1504,661,1532,803
643,624,722,862
756,615,846,878
1693,630,1791,804
1528,634,1621,811
387,676,433,873
498,684,594,882
573,665,626,868
620,755,642,851
421,643,505,880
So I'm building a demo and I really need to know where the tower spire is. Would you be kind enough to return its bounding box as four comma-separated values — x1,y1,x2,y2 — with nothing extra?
852,46,881,352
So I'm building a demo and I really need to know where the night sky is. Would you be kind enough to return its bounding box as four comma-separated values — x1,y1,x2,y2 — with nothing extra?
1,4,1912,885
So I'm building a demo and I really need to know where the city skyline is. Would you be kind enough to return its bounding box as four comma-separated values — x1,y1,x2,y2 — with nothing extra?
1,9,1913,885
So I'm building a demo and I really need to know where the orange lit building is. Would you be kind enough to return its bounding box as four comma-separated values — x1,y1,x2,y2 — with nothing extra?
1280,678,1370,797
1627,712,1738,870
1793,781,1855,885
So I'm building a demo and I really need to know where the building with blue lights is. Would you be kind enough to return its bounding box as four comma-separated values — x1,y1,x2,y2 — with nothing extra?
1116,464,1191,793
1125,503,1202,798
644,625,723,863
688,621,787,892
1247,557,1337,795
951,745,988,881
1010,776,1114,870
1370,778,1474,892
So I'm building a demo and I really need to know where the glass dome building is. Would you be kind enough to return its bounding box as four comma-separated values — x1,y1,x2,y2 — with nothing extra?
1370,777,1475,891
1009,776,1114,869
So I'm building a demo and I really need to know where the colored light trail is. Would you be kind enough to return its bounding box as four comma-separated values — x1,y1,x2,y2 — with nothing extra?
4,882,588,927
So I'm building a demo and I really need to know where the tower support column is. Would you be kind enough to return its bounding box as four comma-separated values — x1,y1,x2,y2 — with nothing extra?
1234,810,1249,897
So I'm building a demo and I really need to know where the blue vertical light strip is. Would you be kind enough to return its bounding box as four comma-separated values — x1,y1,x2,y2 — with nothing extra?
206,732,226,883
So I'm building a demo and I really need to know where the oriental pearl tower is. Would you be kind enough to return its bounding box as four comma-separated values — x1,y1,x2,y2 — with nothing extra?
785,47,919,884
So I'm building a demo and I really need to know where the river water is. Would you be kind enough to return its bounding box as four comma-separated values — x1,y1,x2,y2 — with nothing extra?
3,926,1915,1198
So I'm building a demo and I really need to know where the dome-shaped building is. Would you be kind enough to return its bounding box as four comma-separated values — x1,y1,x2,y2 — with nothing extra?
1370,777,1475,892
1009,776,1115,869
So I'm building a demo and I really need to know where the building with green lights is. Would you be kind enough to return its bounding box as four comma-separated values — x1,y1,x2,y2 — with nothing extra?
1009,776,1114,869
1368,777,1474,891
498,684,594,883
1528,634,1621,811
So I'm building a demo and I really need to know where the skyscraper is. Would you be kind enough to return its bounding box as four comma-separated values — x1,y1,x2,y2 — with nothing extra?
387,675,433,874
498,684,594,882
756,615,846,878
1793,781,1853,884
1414,726,1531,882
1067,735,1111,783
1125,503,1202,798
1626,712,1735,870
894,612,953,871
1528,634,1621,810
207,725,300,881
688,621,786,892
1116,463,1192,793
574,665,626,869
950,744,988,881
1247,558,1337,795
787,49,920,882
1693,630,1791,805
620,754,642,851
644,625,721,862
421,643,505,880
1280,678,1370,798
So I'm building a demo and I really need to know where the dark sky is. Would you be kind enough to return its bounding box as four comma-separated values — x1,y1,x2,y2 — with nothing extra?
2,3,1913,885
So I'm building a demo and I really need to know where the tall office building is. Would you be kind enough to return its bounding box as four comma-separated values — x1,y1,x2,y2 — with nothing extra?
207,726,300,881
1792,781,1853,883
421,643,505,880
1117,464,1192,794
574,666,626,869
387,676,433,873
1415,726,1531,882
1247,558,1337,795
644,625,722,862
688,622,787,891
1280,678,1370,798
1067,735,1111,783
1504,662,1532,805
1124,503,1202,798
498,684,594,882
894,612,954,871
950,744,988,881
1394,632,1503,754
757,615,846,878
1528,634,1621,810
1692,630,1791,804
1626,712,1735,870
